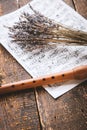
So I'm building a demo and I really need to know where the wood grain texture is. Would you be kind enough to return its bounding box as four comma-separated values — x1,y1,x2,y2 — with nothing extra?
0,0,17,15
63,0,75,9
0,0,87,130
36,82,87,130
17,0,31,8
0,90,40,130
73,0,87,19
35,0,87,130
0,45,41,130
0,0,31,15
0,0,41,129
0,3,3,16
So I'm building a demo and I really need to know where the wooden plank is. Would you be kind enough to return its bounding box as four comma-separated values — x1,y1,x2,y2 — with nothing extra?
0,0,32,15
73,0,87,18
36,83,87,130
0,90,41,130
0,3,3,16
0,0,38,130
0,0,87,130
18,0,32,8
0,45,41,130
0,0,41,129
35,0,87,129
63,0,75,9
0,0,17,15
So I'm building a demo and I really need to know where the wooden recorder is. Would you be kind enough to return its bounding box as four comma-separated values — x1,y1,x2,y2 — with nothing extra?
0,65,87,95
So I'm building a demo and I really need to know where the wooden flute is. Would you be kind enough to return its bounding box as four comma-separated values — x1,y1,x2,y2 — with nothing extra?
0,65,87,95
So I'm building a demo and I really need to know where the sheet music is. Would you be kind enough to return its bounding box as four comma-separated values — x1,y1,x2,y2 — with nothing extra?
0,0,87,98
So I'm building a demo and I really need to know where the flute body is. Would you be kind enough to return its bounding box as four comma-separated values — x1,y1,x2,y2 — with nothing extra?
0,65,87,95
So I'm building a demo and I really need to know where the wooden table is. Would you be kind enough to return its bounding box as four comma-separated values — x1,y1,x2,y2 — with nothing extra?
0,0,87,130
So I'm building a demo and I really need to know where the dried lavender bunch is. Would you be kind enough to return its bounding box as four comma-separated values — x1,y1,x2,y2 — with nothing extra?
8,5,87,46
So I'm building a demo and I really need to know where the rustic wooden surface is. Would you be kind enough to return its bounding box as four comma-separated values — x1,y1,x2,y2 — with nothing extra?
36,0,87,130
73,0,87,19
0,1,41,130
0,0,87,130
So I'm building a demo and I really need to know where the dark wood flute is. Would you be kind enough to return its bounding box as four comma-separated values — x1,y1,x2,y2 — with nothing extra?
0,65,87,95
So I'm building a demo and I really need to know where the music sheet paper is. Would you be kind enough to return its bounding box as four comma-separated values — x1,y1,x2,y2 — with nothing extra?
0,0,87,98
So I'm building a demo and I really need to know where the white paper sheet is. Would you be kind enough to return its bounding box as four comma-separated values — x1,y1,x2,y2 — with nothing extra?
0,0,87,98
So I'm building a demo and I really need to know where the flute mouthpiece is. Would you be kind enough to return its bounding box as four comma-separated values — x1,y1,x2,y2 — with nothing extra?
73,65,87,80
